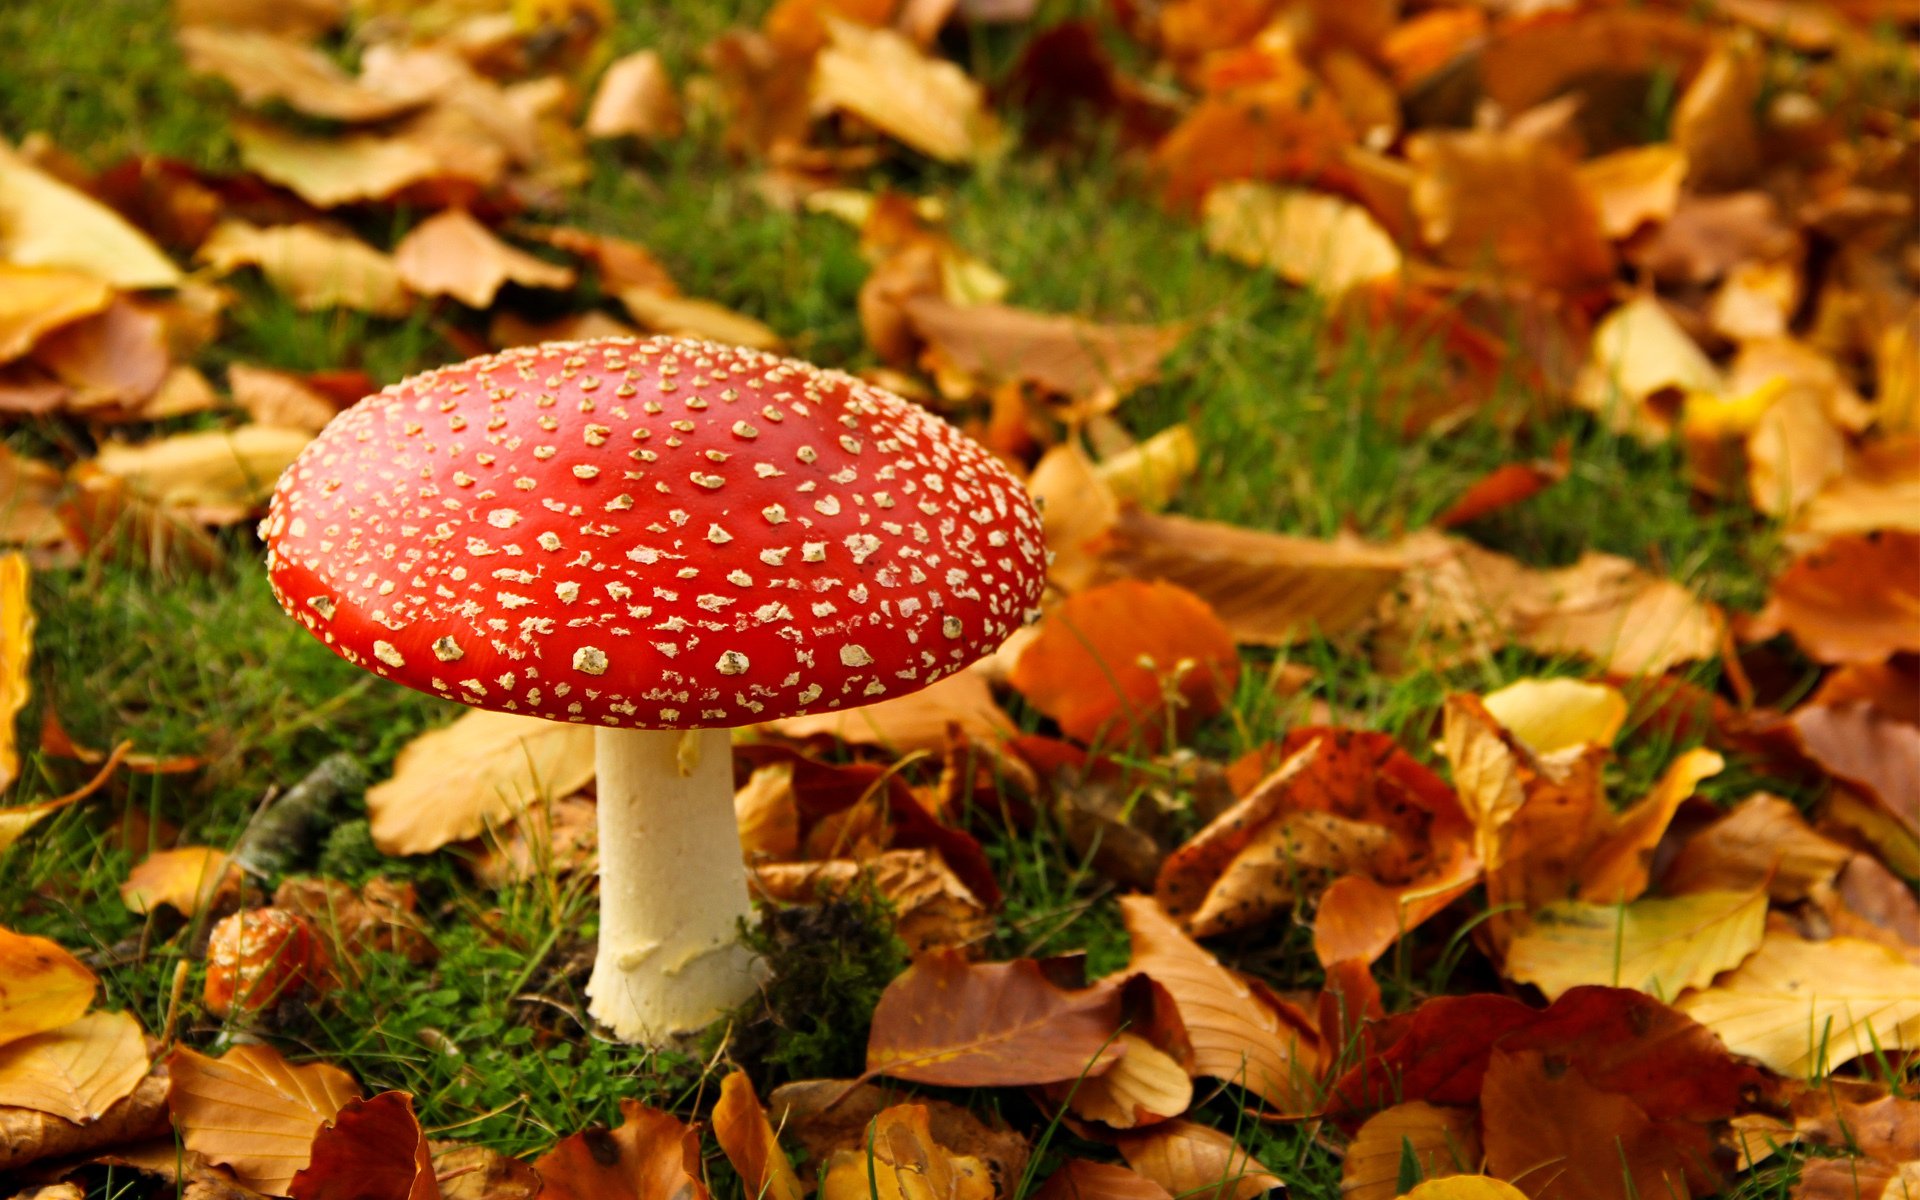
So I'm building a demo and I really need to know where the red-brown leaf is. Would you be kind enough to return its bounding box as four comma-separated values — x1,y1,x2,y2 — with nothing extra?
533,1099,709,1200
288,1091,437,1200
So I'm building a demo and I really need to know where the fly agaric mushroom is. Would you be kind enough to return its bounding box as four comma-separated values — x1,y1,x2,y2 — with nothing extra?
261,336,1046,1042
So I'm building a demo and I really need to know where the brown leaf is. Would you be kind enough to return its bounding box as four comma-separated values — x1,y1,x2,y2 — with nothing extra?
31,297,171,414
1032,1160,1173,1200
865,949,1125,1086
1341,1102,1480,1200
1752,532,1920,664
394,210,576,309
1010,579,1238,750
1790,700,1920,855
177,27,432,122
233,121,444,209
432,1143,541,1200
1510,552,1726,678
227,364,342,434
0,1010,148,1124
712,1071,805,1200
1794,1159,1920,1200
1436,452,1569,530
1672,37,1762,191
119,846,242,917
1408,129,1613,294
752,849,992,954
0,926,95,1049
533,1099,711,1200
521,227,677,295
0,447,67,550
1119,896,1319,1113
1046,1032,1192,1130
1151,48,1355,211
1114,1120,1281,1200
904,296,1182,403
1632,192,1797,287
1661,793,1852,902
818,1103,996,1200
1574,294,1723,442
768,1078,1030,1192
274,877,437,966
465,794,599,888
289,1091,436,1200
1577,145,1689,240
617,289,784,350
1577,746,1725,904
585,51,682,140
198,222,410,317
166,1043,361,1194
367,710,596,856
1026,442,1119,594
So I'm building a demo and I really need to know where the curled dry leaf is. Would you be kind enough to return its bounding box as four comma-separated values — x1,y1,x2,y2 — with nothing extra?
1573,296,1723,442
1203,182,1400,296
433,1142,542,1200
0,926,95,1048
1150,48,1354,211
818,1103,995,1200
532,1099,710,1200
367,709,596,856
31,297,172,415
1435,452,1569,530
864,949,1125,1087
288,1091,435,1200
0,1070,170,1173
811,18,996,163
1675,930,1920,1076
0,442,73,551
1046,1032,1192,1130
1119,896,1319,1114
1340,1101,1480,1200
394,210,577,309
767,1078,1031,1191
0,1010,148,1124
712,1071,804,1200
585,50,682,140
766,667,1011,755
1509,552,1726,678
0,267,112,364
93,425,313,525
1503,889,1767,1001
233,120,443,209
1751,532,1920,664
1032,1160,1173,1200
752,849,992,954
167,1043,361,1194
1010,579,1239,750
118,846,243,917
903,296,1183,403
1114,1120,1281,1200
1790,701,1919,869
0,145,181,288
1660,793,1852,902
198,222,410,317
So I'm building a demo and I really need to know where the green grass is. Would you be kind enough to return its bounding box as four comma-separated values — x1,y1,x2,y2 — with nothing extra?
0,0,1820,1195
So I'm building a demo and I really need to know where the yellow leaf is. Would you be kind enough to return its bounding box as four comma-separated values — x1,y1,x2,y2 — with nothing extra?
811,18,997,163
0,1010,148,1122
0,554,31,795
1574,295,1723,442
0,267,113,363
584,50,682,140
367,709,597,855
0,926,96,1048
1203,182,1402,296
1576,144,1688,240
1097,425,1198,512
197,221,411,316
1341,1101,1480,1200
93,425,312,524
712,1071,805,1200
0,146,181,289
763,668,1012,756
1059,1032,1193,1130
1402,1179,1530,1200
1116,1120,1282,1200
1504,889,1767,1001
1481,677,1627,757
234,120,442,208
177,26,432,122
118,846,243,918
1675,931,1920,1076
618,289,784,350
166,1042,360,1194
393,209,576,309
819,1104,995,1200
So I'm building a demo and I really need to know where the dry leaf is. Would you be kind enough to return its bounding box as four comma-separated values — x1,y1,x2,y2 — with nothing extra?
818,1103,995,1200
1576,746,1726,904
119,846,243,917
1408,129,1613,294
1401,1182,1528,1200
1114,1120,1281,1200
1675,931,1920,1075
1672,37,1761,191
1511,552,1726,677
618,289,783,350
0,1011,148,1123
433,1143,541,1200
1661,793,1852,901
1119,896,1319,1113
177,0,343,37
1577,145,1689,239
1481,677,1626,758
394,210,576,309
1026,442,1118,594
0,554,31,795
1049,1032,1192,1130
0,926,95,1049
0,146,181,288
1341,1101,1480,1200
465,794,598,887
31,297,171,414
177,26,432,122
0,1071,169,1172
1151,51,1355,211
167,1043,361,1194
811,18,996,162
93,425,312,524
1751,532,1920,664
1574,295,1724,442
904,297,1183,402
1203,182,1401,296
0,268,113,364
712,1071,805,1200
226,364,341,433
0,447,68,549
533,1098,711,1200
752,849,992,953
765,668,1011,754
197,222,410,317
1435,455,1568,530
288,1091,436,1200
865,950,1125,1087
585,51,682,140
1032,1160,1173,1200
1504,890,1767,1000
367,710,596,856
234,121,443,209
1010,579,1239,750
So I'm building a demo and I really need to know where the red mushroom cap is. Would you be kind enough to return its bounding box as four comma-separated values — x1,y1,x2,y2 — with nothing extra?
262,336,1046,728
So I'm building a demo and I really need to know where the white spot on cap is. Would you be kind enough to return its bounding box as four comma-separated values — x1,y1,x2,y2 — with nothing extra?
840,644,873,667
487,509,520,529
433,636,464,661
716,650,750,675
374,641,405,668
707,524,733,544
573,646,609,675
942,616,963,639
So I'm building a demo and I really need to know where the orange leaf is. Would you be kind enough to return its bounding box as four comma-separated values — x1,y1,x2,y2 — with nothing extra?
534,1098,710,1200
1032,1160,1175,1200
1752,532,1920,664
865,949,1126,1087
1118,896,1319,1114
166,1043,361,1194
289,1091,438,1200
712,1071,804,1200
1660,793,1852,902
119,846,243,918
0,1010,148,1123
1341,1102,1480,1200
1114,1120,1281,1200
0,926,95,1049
1436,451,1569,530
817,1103,996,1200
903,297,1184,401
1010,579,1238,750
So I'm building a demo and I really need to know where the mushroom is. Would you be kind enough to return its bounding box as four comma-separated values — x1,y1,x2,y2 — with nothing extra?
261,336,1047,1042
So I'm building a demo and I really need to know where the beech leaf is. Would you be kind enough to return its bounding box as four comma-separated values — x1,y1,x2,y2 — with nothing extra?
0,1010,148,1123
0,926,95,1049
533,1099,710,1200
166,1042,361,1194
288,1090,437,1200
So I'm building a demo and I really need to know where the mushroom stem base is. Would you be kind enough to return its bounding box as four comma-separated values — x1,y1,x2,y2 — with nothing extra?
586,726,761,1043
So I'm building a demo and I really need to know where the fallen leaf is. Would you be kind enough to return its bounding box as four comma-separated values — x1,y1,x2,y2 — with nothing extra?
1048,1032,1192,1130
288,1091,436,1200
1675,930,1920,1075
533,1098,710,1200
1032,1160,1173,1200
524,226,678,295
1748,385,1846,519
585,51,682,140
1026,442,1119,593
1478,8,1708,119
768,1078,1030,1191
1408,129,1613,294
1512,552,1727,678
903,296,1183,402
167,1043,361,1194
1577,144,1689,239
0,1011,148,1123
1119,896,1319,1113
1341,1101,1480,1200
1574,295,1724,442
1794,436,1920,544
0,446,67,549
1751,532,1920,664
1202,182,1401,296
1711,259,1800,342
1789,702,1919,867
1114,1120,1281,1200
1481,677,1626,758
0,926,95,1049
465,794,599,887
0,146,181,288
0,1070,169,1173
617,289,784,350
818,1103,995,1200
1632,191,1796,287
864,949,1125,1087
766,668,1011,754
31,297,171,414
1576,746,1726,904
1010,579,1239,750
1151,50,1355,211
1661,793,1853,901
1505,889,1767,1001
1097,425,1198,512
177,26,432,122
234,120,443,208
712,1071,804,1200
197,221,411,317
118,846,243,917
1401,1182,1528,1200
226,364,342,433
1436,454,1568,530
367,710,596,856
811,18,996,162
433,1142,541,1200
1794,1159,1920,1200
1672,37,1761,191
176,0,343,37
274,877,436,966
0,554,31,795
752,849,992,954
394,209,576,308
0,268,113,364
93,425,312,524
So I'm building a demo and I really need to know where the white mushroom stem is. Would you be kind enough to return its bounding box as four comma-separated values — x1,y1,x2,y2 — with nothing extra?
586,726,762,1043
